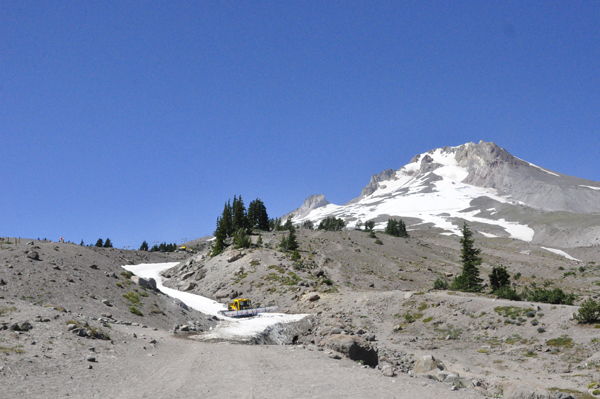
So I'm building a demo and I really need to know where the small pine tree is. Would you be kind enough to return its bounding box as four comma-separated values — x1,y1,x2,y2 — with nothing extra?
451,223,483,292
103,238,113,248
139,241,149,251
256,233,263,246
364,220,375,232
80,240,84,246
287,230,299,251
279,234,288,251
291,249,300,261
302,220,314,230
283,218,295,232
233,228,251,249
489,266,511,292
433,278,449,290
95,238,104,247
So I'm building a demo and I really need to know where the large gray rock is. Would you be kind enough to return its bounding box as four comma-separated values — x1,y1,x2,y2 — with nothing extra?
227,251,245,263
131,276,157,290
26,251,39,260
413,355,445,374
321,334,378,367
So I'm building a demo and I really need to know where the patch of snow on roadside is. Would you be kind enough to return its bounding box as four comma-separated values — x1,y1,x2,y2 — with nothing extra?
540,247,581,262
122,263,307,340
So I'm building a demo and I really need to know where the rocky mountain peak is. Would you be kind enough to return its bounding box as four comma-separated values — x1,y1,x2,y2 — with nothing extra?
283,194,330,220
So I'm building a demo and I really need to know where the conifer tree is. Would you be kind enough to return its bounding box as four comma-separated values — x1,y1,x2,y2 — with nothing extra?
80,240,84,246
283,218,295,233
451,223,483,292
103,238,113,248
212,216,226,256
286,230,299,251
364,220,375,232
279,234,288,251
489,266,511,292
256,233,263,246
232,195,248,232
221,201,234,237
95,238,104,247
233,228,251,249
139,241,149,251
256,200,269,231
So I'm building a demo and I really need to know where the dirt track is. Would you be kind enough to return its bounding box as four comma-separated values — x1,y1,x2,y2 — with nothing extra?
2,323,481,399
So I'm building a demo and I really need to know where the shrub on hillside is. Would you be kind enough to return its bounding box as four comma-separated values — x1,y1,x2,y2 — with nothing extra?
494,286,521,301
523,287,575,305
433,278,449,290
574,298,600,324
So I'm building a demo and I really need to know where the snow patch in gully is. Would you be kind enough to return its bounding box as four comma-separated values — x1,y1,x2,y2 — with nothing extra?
123,262,308,342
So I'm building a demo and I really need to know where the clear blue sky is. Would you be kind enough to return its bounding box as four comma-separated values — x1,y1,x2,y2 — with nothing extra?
1,1,599,248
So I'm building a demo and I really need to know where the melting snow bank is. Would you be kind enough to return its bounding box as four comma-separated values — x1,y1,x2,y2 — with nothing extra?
122,262,309,342
540,247,581,262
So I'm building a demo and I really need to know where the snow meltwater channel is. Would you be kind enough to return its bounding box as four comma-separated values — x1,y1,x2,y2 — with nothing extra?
122,262,308,341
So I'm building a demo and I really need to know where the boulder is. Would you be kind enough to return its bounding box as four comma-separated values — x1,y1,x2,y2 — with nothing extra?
26,241,34,246
26,251,39,260
321,334,378,367
182,282,196,292
173,298,189,311
227,251,245,263
413,355,445,374
501,381,552,399
101,299,112,307
308,294,320,302
381,365,396,377
131,276,157,290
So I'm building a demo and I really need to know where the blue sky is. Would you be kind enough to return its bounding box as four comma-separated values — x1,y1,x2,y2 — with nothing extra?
1,1,599,248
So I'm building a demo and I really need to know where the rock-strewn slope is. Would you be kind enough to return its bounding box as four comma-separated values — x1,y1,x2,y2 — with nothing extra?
162,227,600,397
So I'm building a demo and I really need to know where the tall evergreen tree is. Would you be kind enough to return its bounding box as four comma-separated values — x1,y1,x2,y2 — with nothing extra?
139,240,149,251
220,200,234,237
364,220,375,232
103,238,113,248
451,223,483,292
286,230,299,251
95,238,104,247
212,216,226,256
248,199,269,231
232,195,248,232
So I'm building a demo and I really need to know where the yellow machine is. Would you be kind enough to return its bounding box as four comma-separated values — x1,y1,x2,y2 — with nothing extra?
218,298,278,317
227,298,253,311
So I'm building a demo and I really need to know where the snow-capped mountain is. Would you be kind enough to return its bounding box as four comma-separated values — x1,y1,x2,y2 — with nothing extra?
287,141,600,248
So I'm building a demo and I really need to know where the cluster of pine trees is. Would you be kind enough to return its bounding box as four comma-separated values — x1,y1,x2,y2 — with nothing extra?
317,216,345,231
151,242,178,252
212,196,269,256
95,238,113,248
384,218,409,237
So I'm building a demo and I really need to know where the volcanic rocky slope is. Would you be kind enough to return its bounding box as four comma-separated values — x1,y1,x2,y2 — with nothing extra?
287,141,600,249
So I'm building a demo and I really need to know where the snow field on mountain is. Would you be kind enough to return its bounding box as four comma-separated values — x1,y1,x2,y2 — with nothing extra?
295,147,535,241
123,262,307,340
541,247,581,262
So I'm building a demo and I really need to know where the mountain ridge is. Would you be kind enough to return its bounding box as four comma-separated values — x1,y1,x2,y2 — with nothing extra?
286,141,600,248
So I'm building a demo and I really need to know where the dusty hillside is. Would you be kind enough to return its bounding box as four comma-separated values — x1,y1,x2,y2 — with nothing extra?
163,228,600,398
